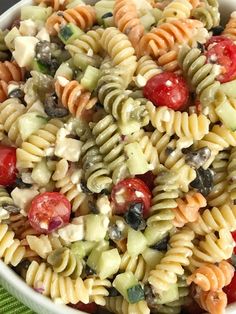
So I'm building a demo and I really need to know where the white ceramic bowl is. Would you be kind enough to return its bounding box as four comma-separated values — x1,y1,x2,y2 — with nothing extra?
0,1,236,313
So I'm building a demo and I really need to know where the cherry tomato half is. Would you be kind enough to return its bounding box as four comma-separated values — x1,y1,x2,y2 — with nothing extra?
143,72,189,111
224,271,236,304
70,302,98,313
206,37,236,83
28,192,71,234
231,231,236,254
0,145,17,186
136,171,155,191
205,35,232,49
111,178,152,218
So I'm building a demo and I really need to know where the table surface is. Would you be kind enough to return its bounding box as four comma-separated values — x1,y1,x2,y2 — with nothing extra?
0,0,19,14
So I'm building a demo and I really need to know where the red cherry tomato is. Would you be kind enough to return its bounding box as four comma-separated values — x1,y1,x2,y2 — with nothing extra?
70,302,98,313
28,192,71,234
205,35,232,49
111,178,152,218
143,72,189,111
206,37,236,83
231,231,236,254
0,145,17,186
224,271,236,304
136,171,155,191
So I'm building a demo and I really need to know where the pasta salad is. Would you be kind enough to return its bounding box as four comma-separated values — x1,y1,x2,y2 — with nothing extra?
1,0,236,313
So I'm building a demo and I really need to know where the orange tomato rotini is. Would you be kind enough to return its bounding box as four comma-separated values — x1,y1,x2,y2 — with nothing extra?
46,5,96,35
223,13,236,41
9,213,40,240
157,49,180,72
0,61,24,82
114,0,145,51
0,80,8,102
187,261,234,291
196,289,227,314
139,19,203,57
173,192,207,227
35,0,68,11
55,79,97,118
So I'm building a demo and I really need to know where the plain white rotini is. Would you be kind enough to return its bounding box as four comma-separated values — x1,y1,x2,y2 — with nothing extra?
188,204,236,236
0,98,26,146
0,224,26,266
159,0,193,23
105,296,150,314
135,56,162,82
147,102,210,141
227,147,236,201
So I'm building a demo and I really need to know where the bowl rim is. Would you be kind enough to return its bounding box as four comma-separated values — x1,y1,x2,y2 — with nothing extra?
0,0,236,313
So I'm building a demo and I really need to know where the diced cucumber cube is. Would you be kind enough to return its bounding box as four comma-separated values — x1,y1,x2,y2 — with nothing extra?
127,228,147,256
59,23,84,45
21,6,52,22
220,79,236,98
97,248,121,279
66,0,85,9
144,221,173,246
55,62,73,80
156,284,179,304
31,159,52,186
95,0,114,25
140,13,156,31
85,214,109,242
125,142,151,175
71,241,96,259
142,248,164,269
151,8,163,22
215,96,236,131
4,27,20,50
87,241,109,271
32,58,50,75
113,272,143,303
18,112,47,141
80,66,101,91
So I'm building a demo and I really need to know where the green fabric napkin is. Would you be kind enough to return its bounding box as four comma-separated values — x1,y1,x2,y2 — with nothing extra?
0,285,34,314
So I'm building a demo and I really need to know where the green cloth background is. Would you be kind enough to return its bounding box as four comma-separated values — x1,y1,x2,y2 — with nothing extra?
0,285,34,314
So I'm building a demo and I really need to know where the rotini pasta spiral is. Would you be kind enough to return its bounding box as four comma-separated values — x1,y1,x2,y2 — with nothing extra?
0,80,8,102
97,66,149,128
135,56,162,82
9,214,40,240
46,5,96,35
0,224,26,266
0,98,26,146
148,170,179,226
223,12,236,40
173,192,206,227
207,150,230,207
0,61,24,83
92,114,129,183
16,118,63,169
26,234,66,259
157,49,180,73
148,228,194,294
114,0,145,51
187,260,234,291
189,229,234,271
66,28,104,56
159,0,193,24
227,147,236,202
178,44,221,105
191,4,220,30
35,0,68,11
47,247,83,278
195,289,227,314
81,137,113,193
119,251,150,282
0,186,15,222
51,158,69,182
100,27,137,86
147,102,210,141
198,125,236,169
105,296,150,314
55,168,86,212
139,19,203,57
55,79,97,118
26,261,111,304
188,204,236,236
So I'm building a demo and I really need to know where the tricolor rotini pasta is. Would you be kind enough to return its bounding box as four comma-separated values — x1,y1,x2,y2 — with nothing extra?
1,1,236,314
